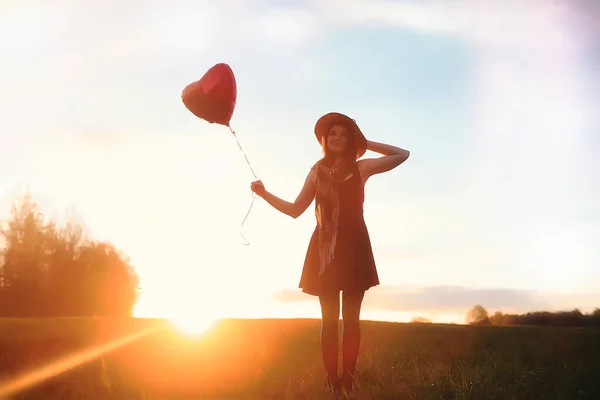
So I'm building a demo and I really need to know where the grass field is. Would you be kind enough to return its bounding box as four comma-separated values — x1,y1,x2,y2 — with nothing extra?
0,318,598,399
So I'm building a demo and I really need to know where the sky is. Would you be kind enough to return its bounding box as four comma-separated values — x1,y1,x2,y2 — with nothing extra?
1,0,599,325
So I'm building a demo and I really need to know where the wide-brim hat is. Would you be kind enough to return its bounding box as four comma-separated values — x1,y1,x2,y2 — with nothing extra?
314,112,368,159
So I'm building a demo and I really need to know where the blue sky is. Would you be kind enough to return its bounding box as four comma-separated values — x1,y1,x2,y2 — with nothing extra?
1,0,599,323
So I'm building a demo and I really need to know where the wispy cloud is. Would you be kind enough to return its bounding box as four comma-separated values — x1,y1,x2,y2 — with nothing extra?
243,7,321,45
313,0,593,50
274,285,600,315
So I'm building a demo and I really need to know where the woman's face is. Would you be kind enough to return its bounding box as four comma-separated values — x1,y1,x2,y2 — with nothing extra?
326,124,350,154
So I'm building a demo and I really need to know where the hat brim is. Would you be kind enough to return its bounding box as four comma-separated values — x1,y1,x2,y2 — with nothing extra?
314,112,367,159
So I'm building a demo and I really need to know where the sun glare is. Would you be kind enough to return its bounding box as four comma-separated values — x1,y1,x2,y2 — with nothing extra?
169,315,217,336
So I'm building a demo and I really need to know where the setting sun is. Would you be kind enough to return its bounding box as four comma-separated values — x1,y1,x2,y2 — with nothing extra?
169,315,217,336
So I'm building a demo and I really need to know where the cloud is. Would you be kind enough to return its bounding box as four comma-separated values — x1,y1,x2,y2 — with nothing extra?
273,285,600,314
243,7,321,45
5,0,596,69
368,286,540,312
313,0,591,51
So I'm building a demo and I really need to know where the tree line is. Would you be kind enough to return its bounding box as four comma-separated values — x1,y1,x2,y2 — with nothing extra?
0,194,140,317
466,304,600,328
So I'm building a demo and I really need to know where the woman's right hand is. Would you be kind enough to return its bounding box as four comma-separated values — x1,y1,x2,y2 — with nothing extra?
250,180,266,197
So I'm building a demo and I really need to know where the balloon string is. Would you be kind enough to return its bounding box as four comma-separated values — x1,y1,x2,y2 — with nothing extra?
228,125,259,245
239,194,256,246
229,126,258,180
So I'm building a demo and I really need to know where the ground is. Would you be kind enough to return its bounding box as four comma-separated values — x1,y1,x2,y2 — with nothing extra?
0,317,598,399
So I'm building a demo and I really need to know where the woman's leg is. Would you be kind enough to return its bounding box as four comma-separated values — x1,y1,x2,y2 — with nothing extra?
341,289,365,391
318,290,340,389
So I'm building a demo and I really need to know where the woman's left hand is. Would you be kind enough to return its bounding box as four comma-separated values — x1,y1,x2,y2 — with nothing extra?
250,180,266,196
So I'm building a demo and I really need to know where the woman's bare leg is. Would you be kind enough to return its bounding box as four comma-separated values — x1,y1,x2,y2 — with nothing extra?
318,290,340,390
341,289,365,392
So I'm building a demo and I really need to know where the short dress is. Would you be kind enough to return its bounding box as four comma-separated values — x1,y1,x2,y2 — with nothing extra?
299,167,380,296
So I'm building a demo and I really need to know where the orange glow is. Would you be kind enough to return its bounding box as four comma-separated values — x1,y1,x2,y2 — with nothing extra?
0,321,166,398
169,315,217,336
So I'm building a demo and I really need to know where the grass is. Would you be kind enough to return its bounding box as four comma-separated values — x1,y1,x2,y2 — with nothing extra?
0,318,598,399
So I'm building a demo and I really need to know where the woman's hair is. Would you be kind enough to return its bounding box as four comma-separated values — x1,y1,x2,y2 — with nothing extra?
320,122,358,161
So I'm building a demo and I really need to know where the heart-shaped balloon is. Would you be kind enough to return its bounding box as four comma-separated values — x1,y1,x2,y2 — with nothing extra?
182,63,237,127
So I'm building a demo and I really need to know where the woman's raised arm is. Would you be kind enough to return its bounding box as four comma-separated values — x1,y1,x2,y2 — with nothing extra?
358,140,410,182
251,168,317,219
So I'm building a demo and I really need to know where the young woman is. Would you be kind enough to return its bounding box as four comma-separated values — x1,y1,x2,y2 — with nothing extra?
250,112,410,394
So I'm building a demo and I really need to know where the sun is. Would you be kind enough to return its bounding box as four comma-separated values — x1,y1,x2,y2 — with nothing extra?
169,315,217,337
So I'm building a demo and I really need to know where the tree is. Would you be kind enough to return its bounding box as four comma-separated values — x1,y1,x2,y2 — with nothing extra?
410,317,432,323
466,305,490,325
490,311,505,325
0,194,53,316
0,194,140,317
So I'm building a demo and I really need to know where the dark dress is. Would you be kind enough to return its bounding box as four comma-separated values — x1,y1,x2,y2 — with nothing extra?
299,167,380,296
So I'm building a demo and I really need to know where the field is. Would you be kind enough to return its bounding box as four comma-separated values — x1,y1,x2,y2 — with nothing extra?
0,318,598,399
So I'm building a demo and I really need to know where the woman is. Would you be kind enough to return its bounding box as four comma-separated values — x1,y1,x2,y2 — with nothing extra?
250,112,410,394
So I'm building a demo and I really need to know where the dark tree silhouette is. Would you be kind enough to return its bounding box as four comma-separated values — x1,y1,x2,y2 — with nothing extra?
467,305,600,328
0,194,140,317
491,311,505,326
466,304,490,325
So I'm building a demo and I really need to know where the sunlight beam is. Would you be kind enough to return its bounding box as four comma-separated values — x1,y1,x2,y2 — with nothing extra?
0,322,166,398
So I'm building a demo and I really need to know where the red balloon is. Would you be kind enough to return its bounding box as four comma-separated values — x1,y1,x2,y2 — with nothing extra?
181,63,237,127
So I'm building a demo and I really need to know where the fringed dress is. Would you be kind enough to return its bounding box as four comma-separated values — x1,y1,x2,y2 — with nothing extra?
299,167,380,296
